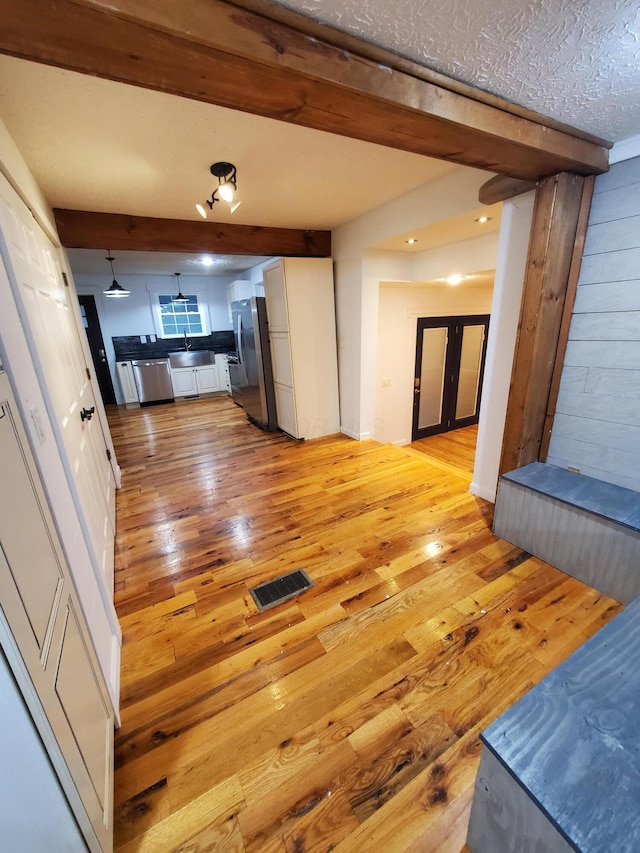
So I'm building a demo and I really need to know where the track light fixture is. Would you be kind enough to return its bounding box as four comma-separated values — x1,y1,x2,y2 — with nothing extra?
196,161,240,218
173,272,189,302
103,251,130,298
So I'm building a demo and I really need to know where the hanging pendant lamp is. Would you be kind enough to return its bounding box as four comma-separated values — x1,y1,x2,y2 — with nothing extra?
103,251,130,298
173,272,189,302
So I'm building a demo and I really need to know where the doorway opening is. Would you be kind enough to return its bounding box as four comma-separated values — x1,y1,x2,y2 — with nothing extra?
78,294,116,405
412,314,489,442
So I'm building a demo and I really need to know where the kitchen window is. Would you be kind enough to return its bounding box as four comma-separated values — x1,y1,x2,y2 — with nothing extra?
152,292,210,338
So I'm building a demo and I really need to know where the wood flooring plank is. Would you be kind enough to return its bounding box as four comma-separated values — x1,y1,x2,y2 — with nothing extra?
116,775,245,853
331,730,483,853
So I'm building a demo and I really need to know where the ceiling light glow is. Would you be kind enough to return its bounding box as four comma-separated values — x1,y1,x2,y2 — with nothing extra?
475,216,491,223
200,257,214,266
447,274,464,285
405,238,418,244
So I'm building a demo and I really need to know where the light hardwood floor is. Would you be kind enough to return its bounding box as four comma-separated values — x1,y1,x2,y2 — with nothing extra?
109,398,620,852
410,425,478,480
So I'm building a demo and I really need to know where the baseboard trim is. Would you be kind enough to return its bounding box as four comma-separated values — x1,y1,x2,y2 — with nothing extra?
340,427,371,441
470,481,496,502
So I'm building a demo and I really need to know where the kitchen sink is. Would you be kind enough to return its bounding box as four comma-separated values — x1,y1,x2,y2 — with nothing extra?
169,350,215,368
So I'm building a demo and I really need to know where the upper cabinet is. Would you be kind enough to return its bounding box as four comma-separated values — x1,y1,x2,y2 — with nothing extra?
226,279,264,323
263,258,340,440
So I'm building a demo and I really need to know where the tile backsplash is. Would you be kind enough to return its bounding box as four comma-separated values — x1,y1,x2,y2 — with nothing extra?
113,332,235,361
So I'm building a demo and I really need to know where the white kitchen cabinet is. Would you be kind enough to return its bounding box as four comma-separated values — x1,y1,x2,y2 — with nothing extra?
171,367,198,397
217,354,231,393
263,258,340,440
226,279,264,322
116,360,139,406
171,364,221,397
195,365,220,394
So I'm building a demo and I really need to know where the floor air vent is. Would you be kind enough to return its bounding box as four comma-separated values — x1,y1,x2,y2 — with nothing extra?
250,569,314,611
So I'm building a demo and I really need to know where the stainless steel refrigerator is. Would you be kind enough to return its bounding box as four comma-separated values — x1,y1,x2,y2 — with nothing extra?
231,297,278,430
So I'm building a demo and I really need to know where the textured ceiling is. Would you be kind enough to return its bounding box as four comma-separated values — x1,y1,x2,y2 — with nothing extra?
273,0,640,142
66,250,272,277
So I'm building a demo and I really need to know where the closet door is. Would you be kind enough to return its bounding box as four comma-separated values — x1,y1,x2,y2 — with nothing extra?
412,315,489,440
0,372,114,852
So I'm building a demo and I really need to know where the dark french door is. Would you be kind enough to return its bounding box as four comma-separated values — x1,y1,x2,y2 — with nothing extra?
412,315,489,440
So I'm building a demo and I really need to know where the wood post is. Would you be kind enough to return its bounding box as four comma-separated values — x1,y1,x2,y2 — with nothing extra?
499,173,594,475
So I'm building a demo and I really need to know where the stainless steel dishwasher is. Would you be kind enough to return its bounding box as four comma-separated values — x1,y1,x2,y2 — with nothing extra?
131,358,174,404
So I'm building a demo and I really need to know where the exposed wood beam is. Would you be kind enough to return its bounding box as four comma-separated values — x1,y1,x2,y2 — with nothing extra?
227,0,611,149
500,173,590,474
539,176,595,461
479,175,538,205
53,210,331,257
0,0,609,182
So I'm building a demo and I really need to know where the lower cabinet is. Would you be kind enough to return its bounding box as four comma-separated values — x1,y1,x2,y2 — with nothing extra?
171,367,197,397
116,361,139,405
217,354,231,393
195,365,220,394
171,365,221,397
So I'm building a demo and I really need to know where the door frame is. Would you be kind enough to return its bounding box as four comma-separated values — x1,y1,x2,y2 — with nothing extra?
412,314,490,441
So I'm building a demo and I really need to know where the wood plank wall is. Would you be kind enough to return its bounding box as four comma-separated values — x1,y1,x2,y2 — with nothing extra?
546,156,640,491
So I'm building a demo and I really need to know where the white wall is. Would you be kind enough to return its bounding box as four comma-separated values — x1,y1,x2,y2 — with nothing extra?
333,166,493,440
361,250,415,439
471,191,536,501
413,232,500,281
0,120,58,244
245,257,278,286
375,281,494,445
547,156,640,492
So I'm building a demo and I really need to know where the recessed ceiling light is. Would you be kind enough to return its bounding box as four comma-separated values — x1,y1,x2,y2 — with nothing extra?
447,274,465,285
475,216,491,223
200,257,214,266
405,238,418,244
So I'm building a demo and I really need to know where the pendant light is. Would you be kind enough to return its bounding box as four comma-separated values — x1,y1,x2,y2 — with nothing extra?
103,251,130,298
173,272,189,302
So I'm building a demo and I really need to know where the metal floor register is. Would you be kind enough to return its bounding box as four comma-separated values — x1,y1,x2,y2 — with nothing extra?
249,569,314,611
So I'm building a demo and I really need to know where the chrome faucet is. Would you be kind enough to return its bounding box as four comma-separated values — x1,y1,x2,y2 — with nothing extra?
184,331,192,351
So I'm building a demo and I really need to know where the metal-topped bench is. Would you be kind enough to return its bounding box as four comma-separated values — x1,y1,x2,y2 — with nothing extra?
467,594,640,852
494,461,640,604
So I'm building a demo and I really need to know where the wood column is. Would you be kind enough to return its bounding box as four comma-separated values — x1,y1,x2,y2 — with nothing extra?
499,172,594,475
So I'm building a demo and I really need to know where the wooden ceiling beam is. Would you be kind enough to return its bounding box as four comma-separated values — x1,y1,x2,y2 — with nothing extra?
53,210,331,257
0,0,609,182
479,175,538,205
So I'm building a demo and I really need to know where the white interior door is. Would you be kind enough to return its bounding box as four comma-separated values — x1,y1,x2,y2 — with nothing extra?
0,373,113,852
0,177,115,594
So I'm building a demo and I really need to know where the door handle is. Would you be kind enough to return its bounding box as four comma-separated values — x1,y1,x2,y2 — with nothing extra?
80,406,95,422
